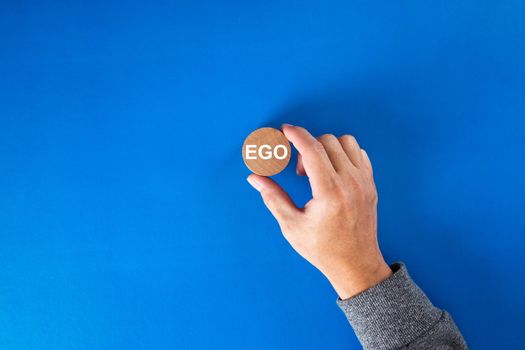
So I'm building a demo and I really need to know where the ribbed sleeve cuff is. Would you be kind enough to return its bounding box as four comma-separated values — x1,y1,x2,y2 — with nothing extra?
337,263,441,350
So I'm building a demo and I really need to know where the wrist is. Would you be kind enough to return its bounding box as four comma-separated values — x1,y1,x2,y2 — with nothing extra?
326,259,392,300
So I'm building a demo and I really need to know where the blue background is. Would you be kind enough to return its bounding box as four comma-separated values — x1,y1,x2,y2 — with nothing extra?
1,1,524,349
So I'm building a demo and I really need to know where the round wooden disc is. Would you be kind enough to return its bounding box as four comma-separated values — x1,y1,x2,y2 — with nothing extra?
242,127,291,176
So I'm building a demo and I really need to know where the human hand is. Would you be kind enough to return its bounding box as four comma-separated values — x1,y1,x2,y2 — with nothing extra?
247,124,392,299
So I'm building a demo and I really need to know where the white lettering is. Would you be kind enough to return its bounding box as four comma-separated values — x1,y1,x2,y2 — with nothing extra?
273,145,288,160
245,144,289,160
259,144,272,160
246,145,257,159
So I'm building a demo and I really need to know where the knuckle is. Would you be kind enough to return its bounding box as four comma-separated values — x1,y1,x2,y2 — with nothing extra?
340,135,361,150
339,134,356,144
318,134,337,144
296,126,308,134
310,140,326,154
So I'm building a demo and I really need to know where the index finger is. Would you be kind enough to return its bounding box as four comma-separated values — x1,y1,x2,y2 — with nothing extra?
282,124,336,196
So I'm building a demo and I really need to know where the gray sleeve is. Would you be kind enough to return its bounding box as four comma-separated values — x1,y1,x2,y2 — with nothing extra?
336,263,468,350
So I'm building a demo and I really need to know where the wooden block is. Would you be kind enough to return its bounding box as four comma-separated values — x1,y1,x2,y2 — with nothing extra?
242,127,291,176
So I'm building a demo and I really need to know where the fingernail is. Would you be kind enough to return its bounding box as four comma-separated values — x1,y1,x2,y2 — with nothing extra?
281,123,294,128
247,176,262,192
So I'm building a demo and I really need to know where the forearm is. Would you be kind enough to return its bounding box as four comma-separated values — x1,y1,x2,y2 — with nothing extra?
337,263,468,350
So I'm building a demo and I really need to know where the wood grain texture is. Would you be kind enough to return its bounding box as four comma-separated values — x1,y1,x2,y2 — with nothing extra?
242,127,291,176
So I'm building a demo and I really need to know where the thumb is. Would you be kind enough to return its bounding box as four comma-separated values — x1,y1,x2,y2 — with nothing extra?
247,174,300,224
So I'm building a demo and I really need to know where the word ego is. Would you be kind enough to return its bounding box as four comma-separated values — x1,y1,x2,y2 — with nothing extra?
245,144,288,160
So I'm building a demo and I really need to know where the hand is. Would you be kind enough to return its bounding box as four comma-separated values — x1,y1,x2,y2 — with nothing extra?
247,124,392,299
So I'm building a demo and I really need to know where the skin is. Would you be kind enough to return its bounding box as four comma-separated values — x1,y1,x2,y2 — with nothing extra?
246,124,392,300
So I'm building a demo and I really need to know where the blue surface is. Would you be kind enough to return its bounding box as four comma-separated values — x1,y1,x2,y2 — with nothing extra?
1,1,525,349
